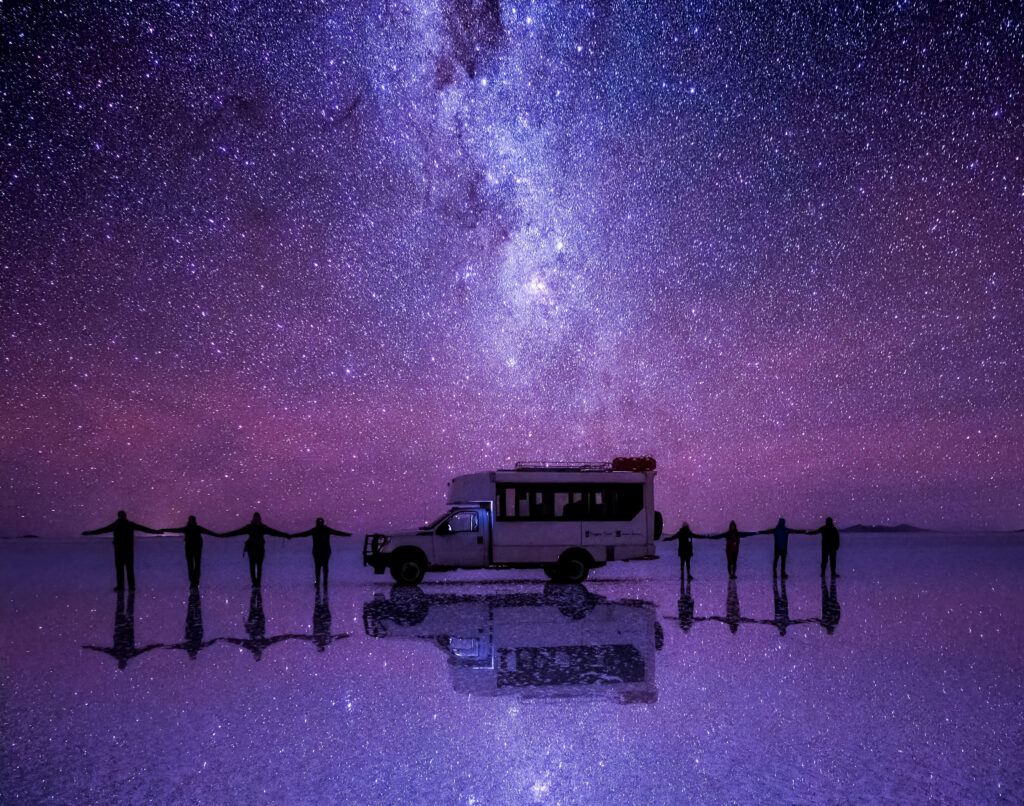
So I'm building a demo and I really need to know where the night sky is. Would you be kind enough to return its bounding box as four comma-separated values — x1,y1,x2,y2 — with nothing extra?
2,1,1022,536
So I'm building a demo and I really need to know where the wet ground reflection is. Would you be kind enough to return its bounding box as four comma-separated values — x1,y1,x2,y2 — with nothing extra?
82,589,163,670
364,584,662,703
675,576,841,636
79,577,840,679
84,584,351,668
3,534,1022,803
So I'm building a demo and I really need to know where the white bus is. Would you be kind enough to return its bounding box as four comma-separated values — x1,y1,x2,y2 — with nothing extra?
362,458,663,584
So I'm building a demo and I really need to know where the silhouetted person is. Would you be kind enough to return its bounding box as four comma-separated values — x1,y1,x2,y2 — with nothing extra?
708,521,756,579
808,517,841,577
664,522,698,580
677,576,694,632
819,577,841,635
289,517,352,587
163,515,217,587
218,512,288,586
759,517,806,578
83,590,162,670
82,510,162,590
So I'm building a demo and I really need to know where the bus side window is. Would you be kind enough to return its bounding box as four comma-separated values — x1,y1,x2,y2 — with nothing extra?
516,488,531,519
562,491,584,519
501,486,515,519
605,484,644,520
588,489,604,520
533,489,553,519
554,492,569,518
605,486,618,520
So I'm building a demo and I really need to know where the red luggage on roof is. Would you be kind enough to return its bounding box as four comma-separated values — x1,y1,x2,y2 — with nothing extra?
611,456,656,471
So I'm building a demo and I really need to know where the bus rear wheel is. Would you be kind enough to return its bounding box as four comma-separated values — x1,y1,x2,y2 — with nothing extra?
555,552,590,584
390,552,426,585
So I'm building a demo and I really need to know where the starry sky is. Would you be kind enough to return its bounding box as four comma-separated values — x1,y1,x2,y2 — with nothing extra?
1,0,1022,536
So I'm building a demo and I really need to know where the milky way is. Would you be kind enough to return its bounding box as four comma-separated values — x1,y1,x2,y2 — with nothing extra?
2,1,1022,535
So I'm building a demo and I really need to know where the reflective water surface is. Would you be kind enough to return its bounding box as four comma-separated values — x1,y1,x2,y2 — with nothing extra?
1,533,1022,803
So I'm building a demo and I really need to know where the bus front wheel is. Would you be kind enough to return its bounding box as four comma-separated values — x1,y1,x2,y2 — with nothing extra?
390,552,426,585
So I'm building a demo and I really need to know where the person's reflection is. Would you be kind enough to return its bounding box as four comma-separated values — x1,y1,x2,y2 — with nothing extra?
698,578,751,633
224,587,291,661
312,587,332,650
164,588,217,660
724,577,741,634
819,577,841,634
290,587,351,652
747,576,815,636
677,577,695,632
772,576,791,636
83,590,162,670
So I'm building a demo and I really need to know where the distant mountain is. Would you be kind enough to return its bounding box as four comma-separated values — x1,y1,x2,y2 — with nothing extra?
842,523,933,533
0,534,39,540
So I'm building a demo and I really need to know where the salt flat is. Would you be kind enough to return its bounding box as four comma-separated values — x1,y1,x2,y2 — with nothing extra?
1,533,1022,804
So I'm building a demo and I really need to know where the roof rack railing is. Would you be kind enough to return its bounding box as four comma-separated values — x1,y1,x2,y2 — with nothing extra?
511,461,612,472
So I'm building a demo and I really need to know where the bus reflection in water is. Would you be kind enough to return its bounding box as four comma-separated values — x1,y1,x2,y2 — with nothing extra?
363,584,663,703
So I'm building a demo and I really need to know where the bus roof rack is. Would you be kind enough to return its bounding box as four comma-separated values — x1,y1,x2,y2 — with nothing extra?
510,461,613,472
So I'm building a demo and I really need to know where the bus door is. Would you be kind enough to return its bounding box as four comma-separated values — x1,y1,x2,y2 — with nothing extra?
434,508,488,567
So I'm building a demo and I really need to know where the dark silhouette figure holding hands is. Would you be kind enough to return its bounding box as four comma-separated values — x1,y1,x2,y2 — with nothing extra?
808,517,841,577
663,522,699,580
83,590,162,670
289,517,351,587
707,521,756,579
162,515,217,588
219,512,289,586
759,518,806,579
82,510,163,590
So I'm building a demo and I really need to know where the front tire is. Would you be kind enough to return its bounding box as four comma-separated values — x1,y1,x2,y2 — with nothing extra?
389,552,426,585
